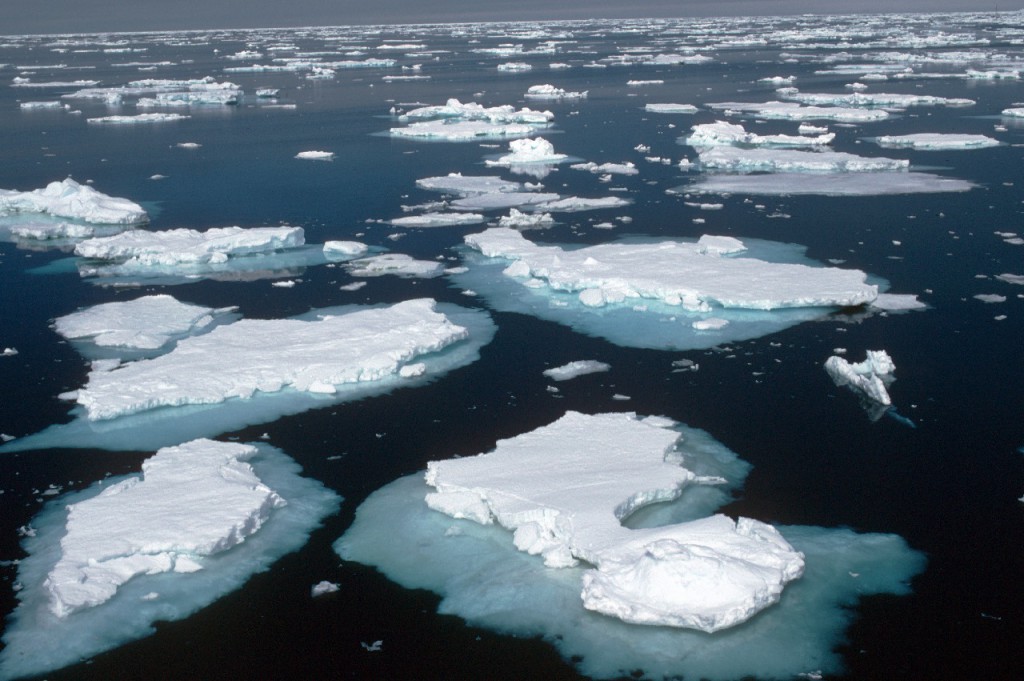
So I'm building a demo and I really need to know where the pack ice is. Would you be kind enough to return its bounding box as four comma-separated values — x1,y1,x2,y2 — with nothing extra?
0,440,339,681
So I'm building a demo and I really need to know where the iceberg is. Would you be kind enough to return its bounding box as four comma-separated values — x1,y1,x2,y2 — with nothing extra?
418,412,803,631
0,440,339,680
1002,107,1024,118
52,294,238,354
824,349,896,408
570,161,639,175
685,121,835,148
2,301,495,452
697,147,909,173
452,228,879,350
682,172,975,196
871,133,1000,150
542,360,610,381
136,90,239,106
337,416,924,680
0,178,147,226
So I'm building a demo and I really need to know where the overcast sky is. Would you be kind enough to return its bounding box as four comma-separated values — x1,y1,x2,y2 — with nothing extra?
4,0,1017,36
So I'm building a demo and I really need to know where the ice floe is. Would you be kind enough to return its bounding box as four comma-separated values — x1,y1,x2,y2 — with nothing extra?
697,147,908,173
398,99,553,125
524,84,587,99
451,228,880,350
0,178,147,226
485,137,568,167
0,440,339,680
781,90,975,108
389,120,543,141
683,172,974,196
337,413,924,680
390,212,486,228
685,121,835,148
3,301,494,452
496,208,554,229
707,101,890,122
295,150,335,160
542,360,611,381
345,253,445,277
825,349,896,409
86,113,190,124
870,133,1000,150
415,173,521,196
645,103,698,114
571,161,639,175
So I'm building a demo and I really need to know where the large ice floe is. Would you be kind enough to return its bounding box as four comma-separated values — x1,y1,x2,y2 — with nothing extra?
707,100,890,122
0,439,339,680
685,121,835,148
0,178,147,227
870,133,1001,150
780,90,975,108
696,147,908,173
337,411,925,680
52,294,239,360
451,227,880,350
3,300,495,452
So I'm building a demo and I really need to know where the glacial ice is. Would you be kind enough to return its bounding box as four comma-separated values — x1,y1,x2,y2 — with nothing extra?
453,228,879,350
0,441,339,680
419,412,804,631
542,360,611,381
2,302,495,452
871,133,1000,150
0,178,147,226
52,294,237,353
697,147,909,173
824,349,896,407
337,417,924,680
685,121,835,148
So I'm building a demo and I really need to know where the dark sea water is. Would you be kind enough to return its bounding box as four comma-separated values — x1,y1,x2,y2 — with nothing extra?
0,11,1022,680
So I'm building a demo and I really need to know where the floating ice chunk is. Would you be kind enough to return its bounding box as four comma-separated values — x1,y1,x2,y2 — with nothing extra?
136,90,239,106
399,98,552,125
346,253,444,278
295,150,335,160
1002,107,1024,118
323,240,369,258
389,120,544,141
311,581,340,597
707,100,890,122
52,294,237,352
390,212,486,228
683,172,974,196
485,137,568,166
542,360,610,381
0,441,339,680
19,101,64,109
450,192,561,212
824,350,895,407
524,84,587,99
759,75,796,85
497,208,554,229
641,53,712,65
782,91,975,108
995,273,1024,285
966,69,1020,80
645,103,698,114
421,412,803,630
535,196,632,212
75,226,305,268
798,124,829,134
870,293,927,311
497,62,532,71
0,178,147,225
871,133,1000,150
627,80,664,86
571,161,639,175
415,173,521,195
87,113,190,124
686,121,834,148
698,147,908,173
974,293,1007,303
71,299,464,421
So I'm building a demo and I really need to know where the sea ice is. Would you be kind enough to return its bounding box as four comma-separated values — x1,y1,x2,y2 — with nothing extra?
0,178,147,226
415,173,521,195
0,440,339,680
398,98,553,125
453,228,879,350
824,350,896,407
707,100,890,122
484,137,568,166
496,208,554,229
2,302,494,453
524,84,587,99
682,172,974,196
782,90,975,108
571,161,639,175
870,133,1000,150
345,253,445,277
52,294,237,353
337,417,924,680
295,150,335,160
542,360,610,381
697,147,908,173
449,192,561,212
390,212,486,228
685,121,835,148
86,113,190,124
389,120,544,141
645,103,698,114
136,90,239,107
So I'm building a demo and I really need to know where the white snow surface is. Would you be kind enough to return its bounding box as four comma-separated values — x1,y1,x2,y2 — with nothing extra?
45,439,286,618
398,98,553,125
542,360,611,381
424,411,804,631
389,120,544,141
824,350,896,406
0,178,147,225
74,298,467,420
871,133,1000,150
464,227,877,312
686,121,835,148
697,147,908,173
74,226,305,266
52,294,236,350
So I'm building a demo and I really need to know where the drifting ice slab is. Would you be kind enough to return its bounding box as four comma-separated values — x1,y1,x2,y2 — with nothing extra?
0,178,147,225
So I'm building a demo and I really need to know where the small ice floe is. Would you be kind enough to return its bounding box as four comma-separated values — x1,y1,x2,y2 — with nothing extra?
361,640,383,652
390,212,486,228
524,84,587,99
86,113,190,124
496,208,554,230
871,133,1000,150
973,293,1006,303
683,172,973,196
346,253,445,278
571,161,639,175
644,103,698,114
311,580,341,597
415,173,521,196
707,100,890,122
697,147,908,173
1,348,17,357
295,150,335,160
542,360,610,381
485,137,568,167
824,349,896,418
685,121,834,148
781,90,974,108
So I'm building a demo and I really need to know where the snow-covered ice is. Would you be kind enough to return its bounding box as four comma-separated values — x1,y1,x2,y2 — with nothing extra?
683,172,974,196
345,253,445,278
497,208,554,229
824,350,896,407
782,90,974,108
870,133,1000,150
543,360,610,381
398,99,553,125
390,212,486,228
0,178,147,226
87,113,190,124
571,161,639,175
645,103,698,114
707,100,890,122
0,440,339,680
685,121,835,148
389,119,544,141
697,147,908,173
485,137,568,166
524,84,587,99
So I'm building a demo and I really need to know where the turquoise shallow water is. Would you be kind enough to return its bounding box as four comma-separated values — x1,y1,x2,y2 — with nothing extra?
0,12,1022,680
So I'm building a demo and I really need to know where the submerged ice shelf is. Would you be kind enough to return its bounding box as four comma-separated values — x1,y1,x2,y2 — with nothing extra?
337,412,925,680
0,440,339,681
